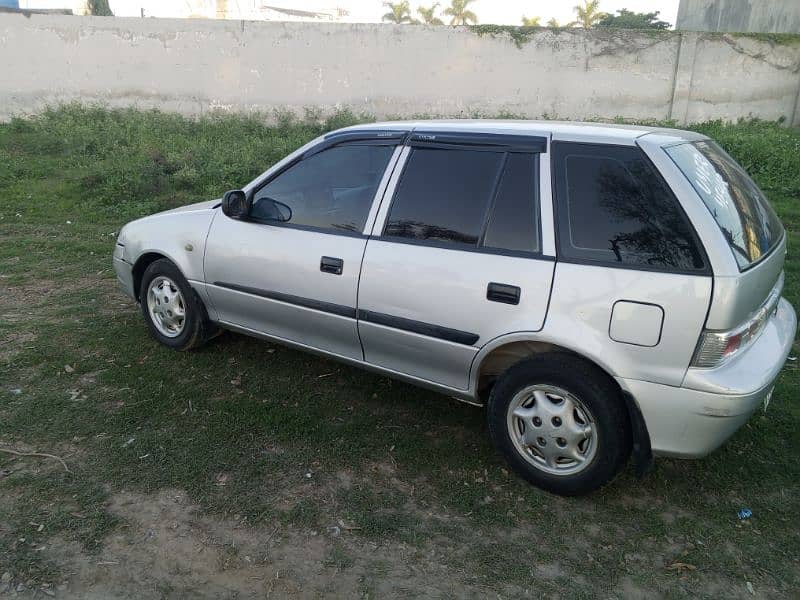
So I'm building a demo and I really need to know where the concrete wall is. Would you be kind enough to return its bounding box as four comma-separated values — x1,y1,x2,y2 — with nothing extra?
677,0,800,34
2,13,800,126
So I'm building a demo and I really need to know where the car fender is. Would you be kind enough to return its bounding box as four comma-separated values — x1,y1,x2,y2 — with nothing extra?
120,205,218,286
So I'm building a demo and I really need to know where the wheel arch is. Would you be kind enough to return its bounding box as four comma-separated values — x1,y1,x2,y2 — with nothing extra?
132,251,174,301
469,333,621,397
470,333,653,476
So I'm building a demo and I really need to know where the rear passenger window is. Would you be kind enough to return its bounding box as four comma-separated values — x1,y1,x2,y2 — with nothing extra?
553,143,706,272
384,148,504,247
384,147,540,254
483,153,539,254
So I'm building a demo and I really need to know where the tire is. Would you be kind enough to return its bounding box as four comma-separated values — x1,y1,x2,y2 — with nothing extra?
139,258,216,351
487,354,631,496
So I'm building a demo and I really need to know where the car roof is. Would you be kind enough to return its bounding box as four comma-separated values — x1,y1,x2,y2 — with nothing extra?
336,119,707,146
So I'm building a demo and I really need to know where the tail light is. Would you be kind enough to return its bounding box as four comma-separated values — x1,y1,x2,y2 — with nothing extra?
691,281,782,368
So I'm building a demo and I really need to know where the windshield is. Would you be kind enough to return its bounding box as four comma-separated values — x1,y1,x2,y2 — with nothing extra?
665,140,783,269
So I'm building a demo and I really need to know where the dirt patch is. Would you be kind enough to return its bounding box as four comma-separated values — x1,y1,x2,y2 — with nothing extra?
0,279,60,315
0,331,36,362
39,489,515,599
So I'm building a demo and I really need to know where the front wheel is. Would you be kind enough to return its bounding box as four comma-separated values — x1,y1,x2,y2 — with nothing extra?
139,258,215,351
487,354,631,496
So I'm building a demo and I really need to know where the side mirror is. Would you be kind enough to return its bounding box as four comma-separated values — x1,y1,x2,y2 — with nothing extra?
221,189,250,220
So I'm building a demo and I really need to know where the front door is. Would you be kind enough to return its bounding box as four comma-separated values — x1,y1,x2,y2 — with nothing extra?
204,140,400,360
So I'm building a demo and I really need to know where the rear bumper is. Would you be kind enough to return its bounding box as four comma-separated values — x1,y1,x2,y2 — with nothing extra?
618,377,776,458
618,297,796,458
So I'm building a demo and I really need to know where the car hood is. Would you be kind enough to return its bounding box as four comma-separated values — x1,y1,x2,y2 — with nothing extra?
155,198,221,216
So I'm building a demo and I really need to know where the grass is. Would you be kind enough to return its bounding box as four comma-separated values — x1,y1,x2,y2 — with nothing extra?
1,106,799,597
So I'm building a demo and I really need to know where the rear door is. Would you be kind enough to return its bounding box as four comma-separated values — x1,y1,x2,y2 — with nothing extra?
357,133,555,390
204,135,402,360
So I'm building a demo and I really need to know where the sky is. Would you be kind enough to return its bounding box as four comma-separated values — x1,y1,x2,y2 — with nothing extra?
22,0,681,27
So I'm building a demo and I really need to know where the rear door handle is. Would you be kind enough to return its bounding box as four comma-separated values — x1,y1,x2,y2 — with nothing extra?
487,282,521,305
320,256,344,275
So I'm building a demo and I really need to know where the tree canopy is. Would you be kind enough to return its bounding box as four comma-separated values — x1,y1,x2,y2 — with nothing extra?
417,3,444,25
382,1,413,24
570,0,606,28
596,9,670,29
444,0,478,26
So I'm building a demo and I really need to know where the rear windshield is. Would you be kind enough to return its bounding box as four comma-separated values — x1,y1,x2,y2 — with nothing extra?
665,140,783,270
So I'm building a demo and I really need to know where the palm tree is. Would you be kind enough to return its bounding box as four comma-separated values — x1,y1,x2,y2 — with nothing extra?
382,1,414,24
570,0,607,28
417,3,444,25
547,17,561,27
521,16,541,26
444,0,478,26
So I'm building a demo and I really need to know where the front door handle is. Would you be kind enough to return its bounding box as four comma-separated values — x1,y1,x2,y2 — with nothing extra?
320,256,344,275
487,282,521,305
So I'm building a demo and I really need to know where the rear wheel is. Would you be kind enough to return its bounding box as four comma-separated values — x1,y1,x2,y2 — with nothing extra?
139,258,215,351
487,354,631,496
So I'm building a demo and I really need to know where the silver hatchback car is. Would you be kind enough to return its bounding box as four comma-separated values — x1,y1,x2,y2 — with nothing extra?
113,121,796,496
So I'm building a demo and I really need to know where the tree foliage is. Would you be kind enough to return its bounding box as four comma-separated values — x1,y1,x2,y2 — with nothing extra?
417,3,444,25
521,16,541,27
596,9,670,29
87,0,113,17
444,0,478,26
382,1,413,24
570,0,606,28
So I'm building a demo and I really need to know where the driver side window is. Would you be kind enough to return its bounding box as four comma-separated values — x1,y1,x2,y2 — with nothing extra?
252,144,395,234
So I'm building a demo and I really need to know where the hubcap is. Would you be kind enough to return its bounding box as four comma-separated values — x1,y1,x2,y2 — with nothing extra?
146,276,186,338
506,384,597,476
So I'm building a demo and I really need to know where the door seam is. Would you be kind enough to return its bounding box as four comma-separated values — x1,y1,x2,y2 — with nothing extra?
355,142,410,361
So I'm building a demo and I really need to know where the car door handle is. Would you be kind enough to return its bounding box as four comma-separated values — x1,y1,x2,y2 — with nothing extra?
487,282,521,305
320,256,344,275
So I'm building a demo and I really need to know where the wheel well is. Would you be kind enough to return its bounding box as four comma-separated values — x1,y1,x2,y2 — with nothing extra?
476,341,586,397
476,340,652,475
132,252,167,301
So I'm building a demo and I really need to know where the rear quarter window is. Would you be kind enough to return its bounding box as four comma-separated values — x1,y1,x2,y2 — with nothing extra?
552,142,707,273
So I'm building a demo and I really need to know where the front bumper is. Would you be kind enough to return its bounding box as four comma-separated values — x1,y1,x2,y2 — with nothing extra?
618,297,796,458
113,244,136,301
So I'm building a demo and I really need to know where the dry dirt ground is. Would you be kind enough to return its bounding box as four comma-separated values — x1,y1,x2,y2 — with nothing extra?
0,465,766,599
0,489,709,600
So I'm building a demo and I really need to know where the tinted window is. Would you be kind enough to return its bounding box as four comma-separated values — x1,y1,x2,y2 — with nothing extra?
384,148,504,247
252,144,394,234
665,140,782,269
553,143,705,271
483,153,539,253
